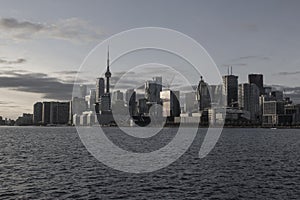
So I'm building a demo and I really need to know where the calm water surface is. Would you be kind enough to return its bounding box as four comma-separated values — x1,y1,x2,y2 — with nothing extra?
0,127,299,199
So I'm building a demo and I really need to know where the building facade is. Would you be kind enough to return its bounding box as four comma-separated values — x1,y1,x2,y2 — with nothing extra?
223,75,238,108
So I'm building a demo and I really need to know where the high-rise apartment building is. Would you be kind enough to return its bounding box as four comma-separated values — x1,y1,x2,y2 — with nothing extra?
223,74,238,108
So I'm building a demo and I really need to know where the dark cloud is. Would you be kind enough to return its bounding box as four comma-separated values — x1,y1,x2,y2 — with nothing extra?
0,68,75,100
0,58,26,64
0,18,43,31
53,70,80,75
0,17,105,43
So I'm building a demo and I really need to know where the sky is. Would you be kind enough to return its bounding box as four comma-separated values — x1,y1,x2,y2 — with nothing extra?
1,0,300,119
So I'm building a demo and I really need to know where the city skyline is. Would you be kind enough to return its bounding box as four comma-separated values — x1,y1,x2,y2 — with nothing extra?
2,69,299,125
1,0,300,118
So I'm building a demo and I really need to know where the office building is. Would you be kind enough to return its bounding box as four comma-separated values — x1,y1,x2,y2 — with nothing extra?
160,90,181,118
145,76,162,104
223,74,238,108
248,74,264,95
100,93,111,112
196,76,211,111
262,101,292,126
125,89,137,116
96,78,105,102
271,91,283,101
238,83,260,121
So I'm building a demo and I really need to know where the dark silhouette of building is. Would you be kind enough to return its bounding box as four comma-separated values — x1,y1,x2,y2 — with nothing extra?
223,74,238,108
160,90,181,118
248,74,264,95
96,77,105,102
196,76,211,111
42,102,51,124
33,102,43,125
145,77,162,104
41,101,70,125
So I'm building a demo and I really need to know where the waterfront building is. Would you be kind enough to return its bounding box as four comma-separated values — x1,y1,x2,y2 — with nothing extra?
99,93,111,112
196,76,211,111
271,91,283,101
223,74,238,108
96,78,105,102
42,102,51,124
145,76,162,104
238,83,260,122
137,98,148,115
160,90,180,118
125,89,137,116
248,74,264,95
33,102,43,125
15,113,33,126
262,101,292,126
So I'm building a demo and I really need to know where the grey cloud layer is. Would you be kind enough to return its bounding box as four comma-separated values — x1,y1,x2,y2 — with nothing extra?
0,58,26,64
0,17,105,43
0,68,77,100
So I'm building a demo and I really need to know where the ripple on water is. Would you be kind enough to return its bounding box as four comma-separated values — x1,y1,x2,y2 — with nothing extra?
0,127,299,199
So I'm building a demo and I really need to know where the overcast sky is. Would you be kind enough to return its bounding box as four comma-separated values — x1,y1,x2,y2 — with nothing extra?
1,0,300,119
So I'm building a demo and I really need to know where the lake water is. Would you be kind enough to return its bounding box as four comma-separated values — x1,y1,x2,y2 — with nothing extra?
0,127,299,199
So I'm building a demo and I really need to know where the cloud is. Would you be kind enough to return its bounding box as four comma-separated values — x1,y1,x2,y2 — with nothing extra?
0,58,26,64
0,17,105,43
230,55,270,62
0,100,13,105
53,70,80,75
0,67,78,100
274,71,300,76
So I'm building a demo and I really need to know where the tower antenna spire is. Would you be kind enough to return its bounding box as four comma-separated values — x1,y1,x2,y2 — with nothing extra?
105,45,111,94
107,45,110,68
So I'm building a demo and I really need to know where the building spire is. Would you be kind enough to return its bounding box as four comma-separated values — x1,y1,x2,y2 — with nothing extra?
105,45,112,93
107,45,110,69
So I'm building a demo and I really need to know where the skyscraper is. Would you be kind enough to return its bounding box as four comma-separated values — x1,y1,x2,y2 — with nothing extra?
42,102,51,125
248,74,264,95
160,90,181,118
145,76,162,104
96,78,105,102
33,102,43,125
223,74,238,108
196,76,211,111
238,83,260,121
